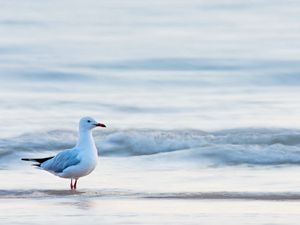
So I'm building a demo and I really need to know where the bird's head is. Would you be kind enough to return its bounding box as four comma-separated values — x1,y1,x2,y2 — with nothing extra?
79,116,106,131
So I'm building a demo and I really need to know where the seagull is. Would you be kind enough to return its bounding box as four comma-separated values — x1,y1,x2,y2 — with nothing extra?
22,117,106,190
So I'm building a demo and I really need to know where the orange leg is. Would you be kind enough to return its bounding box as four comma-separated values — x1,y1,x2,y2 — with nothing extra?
70,179,74,190
74,179,78,189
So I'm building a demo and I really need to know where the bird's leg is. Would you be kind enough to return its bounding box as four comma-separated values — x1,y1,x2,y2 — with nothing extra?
70,179,74,190
74,179,78,189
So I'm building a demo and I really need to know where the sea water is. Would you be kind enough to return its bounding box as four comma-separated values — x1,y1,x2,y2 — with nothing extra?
1,0,300,224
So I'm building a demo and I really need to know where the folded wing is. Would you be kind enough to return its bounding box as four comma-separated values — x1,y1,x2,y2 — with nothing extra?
41,149,81,173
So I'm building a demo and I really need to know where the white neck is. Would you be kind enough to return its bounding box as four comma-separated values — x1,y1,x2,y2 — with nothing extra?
76,128,96,151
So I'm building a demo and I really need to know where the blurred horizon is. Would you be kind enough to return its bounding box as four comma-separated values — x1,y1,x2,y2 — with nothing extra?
0,0,299,142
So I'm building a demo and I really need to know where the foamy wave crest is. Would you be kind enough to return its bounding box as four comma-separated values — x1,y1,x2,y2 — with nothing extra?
180,144,300,165
1,128,300,166
99,130,208,156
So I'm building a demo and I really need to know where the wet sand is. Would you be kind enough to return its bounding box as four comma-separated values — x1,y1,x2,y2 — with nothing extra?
2,157,300,225
2,190,300,225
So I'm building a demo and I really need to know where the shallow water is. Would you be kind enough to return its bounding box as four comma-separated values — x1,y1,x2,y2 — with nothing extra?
4,189,300,201
3,198,300,225
2,162,300,225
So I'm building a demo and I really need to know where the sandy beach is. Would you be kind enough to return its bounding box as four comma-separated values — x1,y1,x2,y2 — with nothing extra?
3,193,300,225
2,156,300,225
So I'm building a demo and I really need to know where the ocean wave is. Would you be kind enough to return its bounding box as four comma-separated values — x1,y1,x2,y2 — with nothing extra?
73,58,300,73
180,144,300,166
1,128,300,166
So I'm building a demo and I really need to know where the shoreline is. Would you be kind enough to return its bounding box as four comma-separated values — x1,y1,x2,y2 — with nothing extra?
2,188,300,201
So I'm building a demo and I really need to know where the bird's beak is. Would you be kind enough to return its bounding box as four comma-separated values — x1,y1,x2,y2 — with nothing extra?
95,123,106,128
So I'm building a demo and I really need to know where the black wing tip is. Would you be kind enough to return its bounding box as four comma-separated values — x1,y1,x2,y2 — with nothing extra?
21,158,41,166
21,156,54,163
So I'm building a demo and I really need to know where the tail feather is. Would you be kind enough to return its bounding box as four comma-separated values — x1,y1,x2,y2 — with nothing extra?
32,163,42,167
21,156,54,167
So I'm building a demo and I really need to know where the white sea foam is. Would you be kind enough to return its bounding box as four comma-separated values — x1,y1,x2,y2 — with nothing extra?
2,128,300,166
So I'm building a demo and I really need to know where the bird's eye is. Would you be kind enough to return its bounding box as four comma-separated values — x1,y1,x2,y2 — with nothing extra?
87,120,91,123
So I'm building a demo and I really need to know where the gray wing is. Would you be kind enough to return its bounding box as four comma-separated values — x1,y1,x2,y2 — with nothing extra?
41,148,81,173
